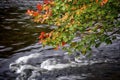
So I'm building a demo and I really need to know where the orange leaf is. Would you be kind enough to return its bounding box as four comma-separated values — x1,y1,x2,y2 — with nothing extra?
100,2,104,6
26,9,33,16
33,11,39,16
44,6,49,11
96,0,98,3
54,45,59,50
103,0,108,4
100,0,108,6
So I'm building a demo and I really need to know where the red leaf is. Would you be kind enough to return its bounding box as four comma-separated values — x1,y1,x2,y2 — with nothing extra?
37,3,42,11
39,32,46,39
41,32,45,35
39,35,43,39
62,42,66,46
44,0,49,4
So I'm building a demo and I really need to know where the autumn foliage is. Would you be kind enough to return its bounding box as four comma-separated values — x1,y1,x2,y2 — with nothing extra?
27,0,120,54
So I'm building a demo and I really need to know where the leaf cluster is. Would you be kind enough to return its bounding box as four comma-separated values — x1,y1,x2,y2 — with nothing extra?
27,0,120,54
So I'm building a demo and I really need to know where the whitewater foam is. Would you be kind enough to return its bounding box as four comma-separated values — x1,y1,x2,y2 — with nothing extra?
40,58,71,70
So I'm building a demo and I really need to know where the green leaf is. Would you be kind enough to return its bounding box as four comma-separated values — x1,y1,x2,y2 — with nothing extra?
95,42,101,48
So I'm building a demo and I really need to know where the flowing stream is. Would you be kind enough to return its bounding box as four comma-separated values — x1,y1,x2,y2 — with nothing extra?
0,1,120,80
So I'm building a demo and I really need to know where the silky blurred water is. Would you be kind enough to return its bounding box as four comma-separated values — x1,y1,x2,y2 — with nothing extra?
0,0,120,80
0,5,52,58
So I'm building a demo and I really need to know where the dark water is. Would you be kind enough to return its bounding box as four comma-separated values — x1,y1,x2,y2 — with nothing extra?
0,7,52,58
0,1,120,80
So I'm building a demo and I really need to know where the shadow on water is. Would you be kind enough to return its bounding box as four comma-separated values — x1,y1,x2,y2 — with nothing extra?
0,7,52,58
